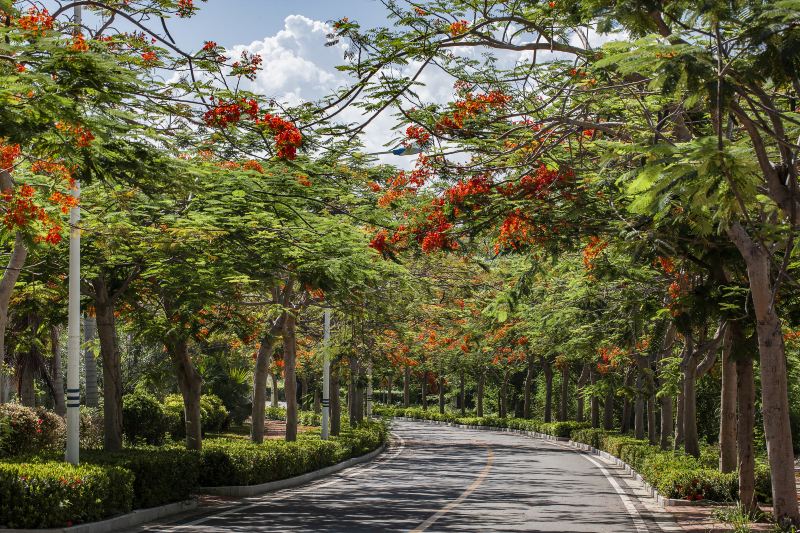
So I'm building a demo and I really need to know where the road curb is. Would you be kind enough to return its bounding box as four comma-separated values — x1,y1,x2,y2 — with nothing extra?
1,499,198,533
197,442,387,498
394,416,700,508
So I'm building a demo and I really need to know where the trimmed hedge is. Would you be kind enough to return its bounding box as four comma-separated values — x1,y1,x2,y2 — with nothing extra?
198,420,388,487
123,391,168,446
164,393,230,438
82,448,201,509
263,407,323,427
0,461,133,529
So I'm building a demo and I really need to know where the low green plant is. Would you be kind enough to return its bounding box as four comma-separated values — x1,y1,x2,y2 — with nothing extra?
123,391,167,445
0,403,64,457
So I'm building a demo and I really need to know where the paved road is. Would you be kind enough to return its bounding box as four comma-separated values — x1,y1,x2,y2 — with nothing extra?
134,420,671,532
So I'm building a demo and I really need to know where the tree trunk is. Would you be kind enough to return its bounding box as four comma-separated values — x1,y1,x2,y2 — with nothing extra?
543,358,553,423
577,364,589,422
590,369,599,428
438,375,445,415
403,366,410,408
660,395,673,450
387,374,393,406
93,277,123,452
737,354,756,511
524,357,534,419
634,374,645,440
51,327,65,417
300,376,308,410
283,312,298,441
603,388,614,430
729,222,800,524
559,364,569,422
330,360,341,436
420,371,427,411
720,327,738,473
476,372,485,417
314,386,321,414
18,349,35,407
0,226,28,404
674,380,685,450
459,370,466,416
170,338,202,450
250,317,282,444
621,371,633,433
83,314,98,408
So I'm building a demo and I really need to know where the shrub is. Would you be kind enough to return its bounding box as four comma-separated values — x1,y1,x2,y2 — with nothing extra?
0,461,133,528
265,406,286,420
80,406,104,449
82,448,200,509
165,394,231,438
123,391,167,445
572,428,605,449
299,411,322,426
0,403,64,457
163,394,185,438
538,421,590,438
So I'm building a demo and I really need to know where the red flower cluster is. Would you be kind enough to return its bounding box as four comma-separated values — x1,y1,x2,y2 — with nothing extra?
141,50,158,63
582,236,608,270
494,209,540,253
0,143,21,173
448,20,469,37
445,175,492,205
415,203,458,253
32,160,74,187
70,33,89,53
241,160,264,173
203,98,259,128
231,51,262,80
436,91,511,130
369,229,388,254
56,122,95,148
17,8,54,35
48,190,78,214
257,113,302,160
202,41,217,51
177,0,197,18
2,185,44,228
405,125,431,146
498,164,571,200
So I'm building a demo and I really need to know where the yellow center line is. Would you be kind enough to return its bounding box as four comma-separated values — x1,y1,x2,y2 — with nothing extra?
410,447,494,533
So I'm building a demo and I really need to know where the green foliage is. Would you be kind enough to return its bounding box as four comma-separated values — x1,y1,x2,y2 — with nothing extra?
122,391,167,446
0,461,133,529
0,404,64,457
163,393,230,438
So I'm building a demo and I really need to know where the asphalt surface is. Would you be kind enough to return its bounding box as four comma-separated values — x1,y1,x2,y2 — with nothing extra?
131,419,670,532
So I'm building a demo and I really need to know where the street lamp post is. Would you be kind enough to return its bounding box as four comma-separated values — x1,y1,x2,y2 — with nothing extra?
321,308,330,440
65,4,82,466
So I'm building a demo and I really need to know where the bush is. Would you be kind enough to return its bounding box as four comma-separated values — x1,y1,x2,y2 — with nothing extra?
199,420,388,487
82,448,200,509
265,406,286,420
123,391,167,445
572,428,605,449
0,461,133,528
163,394,185,438
80,406,104,449
0,403,64,457
165,393,230,438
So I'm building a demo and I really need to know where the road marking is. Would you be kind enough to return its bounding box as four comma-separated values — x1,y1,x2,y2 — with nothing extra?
153,433,408,531
580,453,649,533
409,447,494,533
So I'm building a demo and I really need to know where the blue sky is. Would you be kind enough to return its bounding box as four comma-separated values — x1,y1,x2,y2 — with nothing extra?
167,0,390,49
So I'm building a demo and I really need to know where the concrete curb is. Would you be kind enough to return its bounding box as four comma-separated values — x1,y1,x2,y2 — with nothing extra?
197,442,387,498
394,416,702,508
2,499,198,533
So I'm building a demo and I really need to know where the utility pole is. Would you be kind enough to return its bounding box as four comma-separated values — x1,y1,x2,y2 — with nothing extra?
366,360,373,418
321,308,330,439
65,4,82,466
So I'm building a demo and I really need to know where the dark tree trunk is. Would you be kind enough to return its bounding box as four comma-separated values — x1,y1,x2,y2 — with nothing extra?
387,374,393,406
403,366,410,408
283,312,298,441
50,327,65,417
737,354,756,511
622,371,633,433
313,387,320,414
83,315,98,408
524,357,534,419
459,370,466,416
590,369,599,428
330,361,341,436
634,374,645,440
476,372,485,417
577,364,589,422
720,327,738,473
170,338,202,450
270,373,279,407
559,364,569,422
660,395,673,450
542,358,553,423
250,316,282,444
603,388,614,430
438,375,445,414
93,277,123,452
674,377,685,450
300,376,308,410
683,335,700,458
420,371,427,411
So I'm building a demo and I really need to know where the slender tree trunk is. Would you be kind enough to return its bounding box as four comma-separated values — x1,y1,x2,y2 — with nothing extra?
476,372,484,417
737,354,756,511
647,396,657,445
403,366,410,408
270,373,279,407
729,222,800,524
300,376,308,410
283,312,298,441
621,371,633,433
51,327,65,417
438,375,445,414
543,358,553,423
660,395,673,450
635,374,645,440
0,166,28,405
170,338,202,450
577,364,589,422
459,370,466,416
683,335,700,457
387,374,393,406
720,327,738,473
524,357,534,419
559,365,569,422
18,350,35,407
500,373,508,418
313,387,320,414
93,277,122,452
420,371,427,411
590,369,599,428
250,318,281,444
330,360,341,436
83,314,98,408
603,388,614,430
674,379,685,450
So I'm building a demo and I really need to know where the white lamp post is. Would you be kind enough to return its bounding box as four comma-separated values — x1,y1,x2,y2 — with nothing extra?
321,308,330,440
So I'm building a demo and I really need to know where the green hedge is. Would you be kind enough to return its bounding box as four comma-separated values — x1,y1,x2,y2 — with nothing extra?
81,448,200,509
263,407,323,427
0,461,133,529
198,420,388,486
0,404,65,457
164,393,230,439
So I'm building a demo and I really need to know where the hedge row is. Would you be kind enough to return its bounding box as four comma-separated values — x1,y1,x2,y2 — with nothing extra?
570,428,772,503
0,420,387,529
264,406,327,427
123,391,230,445
375,406,590,439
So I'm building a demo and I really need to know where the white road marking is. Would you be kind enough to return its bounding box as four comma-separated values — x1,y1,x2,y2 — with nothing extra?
580,453,650,533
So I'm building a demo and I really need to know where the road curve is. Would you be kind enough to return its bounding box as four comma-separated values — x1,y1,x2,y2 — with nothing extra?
133,419,667,532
